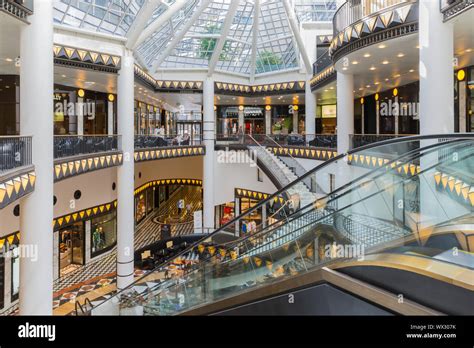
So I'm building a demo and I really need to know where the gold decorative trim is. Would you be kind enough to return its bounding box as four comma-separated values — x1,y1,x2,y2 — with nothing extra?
134,65,201,91
434,171,473,208
235,188,270,201
0,231,20,250
268,146,337,161
53,199,117,231
134,146,205,162
53,44,121,69
347,153,420,177
0,170,36,209
215,81,305,95
54,152,123,182
310,65,335,87
134,178,202,195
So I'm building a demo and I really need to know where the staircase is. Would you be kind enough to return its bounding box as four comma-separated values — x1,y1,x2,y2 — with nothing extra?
251,145,319,208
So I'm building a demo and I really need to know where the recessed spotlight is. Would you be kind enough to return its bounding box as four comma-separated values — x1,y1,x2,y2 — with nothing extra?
342,67,348,71
358,88,363,91
352,61,358,65
324,89,328,92
5,86,10,88
394,74,401,78
378,44,386,49
374,82,380,85
409,69,415,73
329,87,334,90
465,48,472,53
416,45,420,49
363,53,371,58
5,58,13,62
369,66,376,71
366,85,371,88
397,53,405,58
385,78,389,81
382,60,389,65
61,74,66,78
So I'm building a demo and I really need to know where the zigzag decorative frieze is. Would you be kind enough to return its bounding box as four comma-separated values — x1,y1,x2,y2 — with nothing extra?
54,152,123,182
0,170,36,209
268,146,337,161
134,146,205,163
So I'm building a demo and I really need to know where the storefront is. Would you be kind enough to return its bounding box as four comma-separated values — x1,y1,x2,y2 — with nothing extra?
244,107,265,134
216,202,235,227
135,192,147,224
134,100,162,135
91,211,117,258
239,197,262,234
316,104,337,134
53,85,116,135
216,106,239,135
53,209,117,279
58,222,85,275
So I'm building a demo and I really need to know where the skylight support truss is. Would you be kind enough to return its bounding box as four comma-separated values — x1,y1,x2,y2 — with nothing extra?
126,0,163,49
152,0,212,72
208,0,241,76
250,0,260,82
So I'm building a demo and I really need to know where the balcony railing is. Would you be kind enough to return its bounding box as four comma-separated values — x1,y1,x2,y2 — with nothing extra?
350,134,418,156
134,135,203,149
216,134,337,149
54,135,121,159
333,0,410,35
313,49,332,75
440,0,473,21
0,136,32,173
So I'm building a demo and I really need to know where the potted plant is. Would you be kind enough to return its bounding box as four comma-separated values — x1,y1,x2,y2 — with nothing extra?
273,121,282,135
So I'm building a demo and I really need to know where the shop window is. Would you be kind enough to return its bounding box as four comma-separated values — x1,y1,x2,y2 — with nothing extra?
91,211,117,258
257,168,263,182
112,182,116,191
13,204,20,217
135,193,146,224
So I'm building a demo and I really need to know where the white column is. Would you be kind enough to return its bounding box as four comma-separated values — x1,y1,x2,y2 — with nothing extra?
203,78,215,233
292,109,299,134
419,0,454,134
77,96,84,135
116,49,135,290
305,77,316,141
19,0,54,315
265,108,271,135
107,100,114,135
336,72,354,154
238,108,244,133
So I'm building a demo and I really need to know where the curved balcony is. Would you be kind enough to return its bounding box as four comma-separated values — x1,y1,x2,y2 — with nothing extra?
330,0,418,62
0,136,35,209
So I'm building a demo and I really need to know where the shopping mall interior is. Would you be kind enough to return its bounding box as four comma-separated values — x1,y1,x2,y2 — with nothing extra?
0,0,472,319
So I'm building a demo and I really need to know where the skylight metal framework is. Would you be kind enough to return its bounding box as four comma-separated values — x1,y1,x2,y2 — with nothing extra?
53,0,337,79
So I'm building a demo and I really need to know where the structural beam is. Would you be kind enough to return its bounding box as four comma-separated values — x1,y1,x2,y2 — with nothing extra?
282,0,312,74
152,0,211,72
208,0,241,76
133,0,188,50
250,0,260,82
126,0,162,49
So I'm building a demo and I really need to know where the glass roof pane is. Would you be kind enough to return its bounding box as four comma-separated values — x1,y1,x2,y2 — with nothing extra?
53,0,145,36
294,0,337,22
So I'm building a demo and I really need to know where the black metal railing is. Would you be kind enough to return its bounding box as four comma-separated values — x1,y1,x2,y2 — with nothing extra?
333,0,411,35
54,135,121,159
0,136,32,173
216,134,337,149
350,134,419,157
134,134,202,149
313,49,332,75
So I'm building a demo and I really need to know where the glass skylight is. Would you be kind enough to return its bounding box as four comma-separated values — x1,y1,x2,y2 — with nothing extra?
53,0,337,78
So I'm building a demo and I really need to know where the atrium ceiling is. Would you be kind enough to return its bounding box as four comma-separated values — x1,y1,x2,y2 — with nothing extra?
53,0,337,80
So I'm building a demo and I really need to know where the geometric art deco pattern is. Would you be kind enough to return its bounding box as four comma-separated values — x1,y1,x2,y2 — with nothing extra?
347,153,420,178
53,44,121,69
134,146,205,163
329,2,416,57
268,146,338,161
54,153,123,182
434,171,474,208
0,170,36,210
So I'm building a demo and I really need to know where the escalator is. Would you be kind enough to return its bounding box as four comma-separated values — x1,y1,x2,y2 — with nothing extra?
91,135,474,316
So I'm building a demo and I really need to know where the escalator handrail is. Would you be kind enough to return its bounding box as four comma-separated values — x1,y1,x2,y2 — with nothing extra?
90,134,474,311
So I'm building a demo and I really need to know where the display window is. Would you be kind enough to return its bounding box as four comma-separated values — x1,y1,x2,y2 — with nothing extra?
147,187,154,213
91,211,117,258
58,222,85,275
10,246,19,303
239,198,262,233
135,193,146,223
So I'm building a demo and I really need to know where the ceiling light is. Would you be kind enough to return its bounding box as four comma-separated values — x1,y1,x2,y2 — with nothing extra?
385,78,389,81
352,61,358,65
342,67,348,71
363,53,371,58
409,69,415,73
416,45,420,49
397,53,405,58
366,85,371,88
358,88,363,91
465,48,472,53
61,74,66,78
369,66,376,71
5,58,13,62
329,87,334,90
324,89,328,92
394,74,401,77
378,44,386,49
374,82,380,85
382,60,389,65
